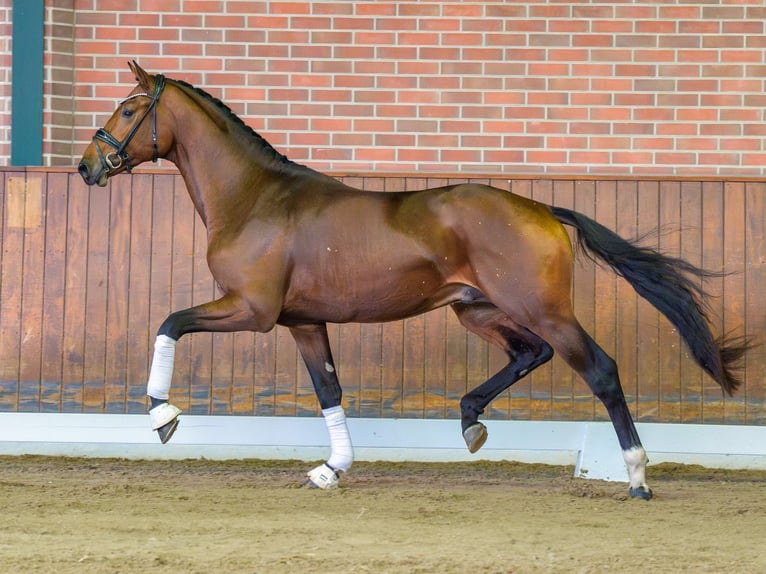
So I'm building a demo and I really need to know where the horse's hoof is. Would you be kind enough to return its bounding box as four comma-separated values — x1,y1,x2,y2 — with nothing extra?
149,402,182,443
629,486,653,500
463,423,488,453
306,463,340,489
156,417,179,444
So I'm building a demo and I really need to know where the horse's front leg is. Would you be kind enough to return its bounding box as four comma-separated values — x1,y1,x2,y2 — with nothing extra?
290,323,353,489
146,294,269,443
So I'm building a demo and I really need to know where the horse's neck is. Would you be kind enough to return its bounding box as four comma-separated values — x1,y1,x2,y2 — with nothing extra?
167,107,265,231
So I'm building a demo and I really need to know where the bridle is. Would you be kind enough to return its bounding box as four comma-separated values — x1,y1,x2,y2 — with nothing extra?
92,74,166,174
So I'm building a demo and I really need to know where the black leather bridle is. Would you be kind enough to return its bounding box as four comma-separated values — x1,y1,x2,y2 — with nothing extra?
91,74,166,174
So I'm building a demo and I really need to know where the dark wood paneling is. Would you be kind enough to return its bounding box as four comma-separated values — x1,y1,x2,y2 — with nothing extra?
0,169,763,426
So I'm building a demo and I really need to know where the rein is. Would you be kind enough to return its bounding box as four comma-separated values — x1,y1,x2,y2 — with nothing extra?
92,74,166,174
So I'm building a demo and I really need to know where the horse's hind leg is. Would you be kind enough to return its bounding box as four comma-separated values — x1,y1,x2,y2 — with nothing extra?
533,314,652,500
452,302,553,453
290,323,353,489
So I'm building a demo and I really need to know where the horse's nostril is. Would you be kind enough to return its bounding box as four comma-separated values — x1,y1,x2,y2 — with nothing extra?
78,161,90,180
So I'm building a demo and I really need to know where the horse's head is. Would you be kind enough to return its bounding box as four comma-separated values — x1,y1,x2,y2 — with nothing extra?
78,61,171,187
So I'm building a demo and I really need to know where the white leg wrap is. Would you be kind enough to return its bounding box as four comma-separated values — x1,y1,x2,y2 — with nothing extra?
623,446,650,490
323,405,354,473
146,335,176,400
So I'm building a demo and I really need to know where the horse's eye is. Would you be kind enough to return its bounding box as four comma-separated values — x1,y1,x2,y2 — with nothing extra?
121,107,134,118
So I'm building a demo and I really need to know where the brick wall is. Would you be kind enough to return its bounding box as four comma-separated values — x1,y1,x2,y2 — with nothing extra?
4,1,766,174
0,1,11,163
45,1,76,166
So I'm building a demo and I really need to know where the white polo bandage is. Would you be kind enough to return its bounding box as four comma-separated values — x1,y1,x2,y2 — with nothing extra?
323,405,353,472
623,446,649,489
146,335,176,400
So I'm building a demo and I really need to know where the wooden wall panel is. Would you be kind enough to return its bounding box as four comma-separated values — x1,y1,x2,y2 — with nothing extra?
0,168,763,428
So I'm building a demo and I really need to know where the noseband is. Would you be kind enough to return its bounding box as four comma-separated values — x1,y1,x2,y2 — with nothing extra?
92,74,166,174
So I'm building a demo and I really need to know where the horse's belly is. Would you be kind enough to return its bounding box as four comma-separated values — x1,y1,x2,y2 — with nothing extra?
280,279,478,324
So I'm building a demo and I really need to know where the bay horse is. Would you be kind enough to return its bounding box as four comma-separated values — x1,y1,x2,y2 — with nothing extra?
78,62,748,499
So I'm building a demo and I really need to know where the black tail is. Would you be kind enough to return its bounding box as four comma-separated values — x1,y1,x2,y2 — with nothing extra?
551,205,749,396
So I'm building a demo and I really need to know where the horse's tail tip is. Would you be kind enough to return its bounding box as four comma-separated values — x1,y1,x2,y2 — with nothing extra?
717,333,754,396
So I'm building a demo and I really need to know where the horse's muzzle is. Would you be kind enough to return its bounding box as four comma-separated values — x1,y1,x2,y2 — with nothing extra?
78,159,109,187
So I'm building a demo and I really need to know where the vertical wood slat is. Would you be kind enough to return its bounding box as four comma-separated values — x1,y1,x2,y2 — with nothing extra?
18,173,45,411
125,174,153,413
61,173,89,411
615,180,639,415
40,172,68,411
572,180,597,422
83,179,110,412
0,170,762,428
702,182,726,423
169,174,195,413
744,182,766,424
103,174,131,413
721,182,747,423
657,181,683,422
0,172,23,410
680,182,704,423
635,180,661,422
592,180,618,423
551,179,576,420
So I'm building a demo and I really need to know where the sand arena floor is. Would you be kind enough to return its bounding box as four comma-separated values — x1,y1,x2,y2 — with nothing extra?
1,456,764,573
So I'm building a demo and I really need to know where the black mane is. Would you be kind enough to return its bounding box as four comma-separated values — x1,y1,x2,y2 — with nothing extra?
169,77,318,176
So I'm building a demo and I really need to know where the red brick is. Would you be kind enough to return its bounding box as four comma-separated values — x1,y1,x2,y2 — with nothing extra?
418,134,459,148
484,150,524,163
355,3,396,16
401,148,438,162
700,124,741,136
573,35,614,48
548,20,589,34
333,133,373,147
418,105,460,118
549,48,590,61
399,92,439,105
374,134,415,148
702,65,744,78
357,148,396,162
613,151,653,164
723,21,763,35
612,123,654,135
461,19,503,33
441,149,481,163
312,147,351,161
376,18,417,31
571,151,610,164
354,119,394,132
590,108,630,121
246,15,289,28
333,104,374,117
720,138,761,151
314,89,354,102
442,4,489,18
573,92,612,106
527,150,567,163
660,6,700,19
590,20,633,34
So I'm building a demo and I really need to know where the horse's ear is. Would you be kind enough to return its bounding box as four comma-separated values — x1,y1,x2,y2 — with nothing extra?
128,60,152,91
